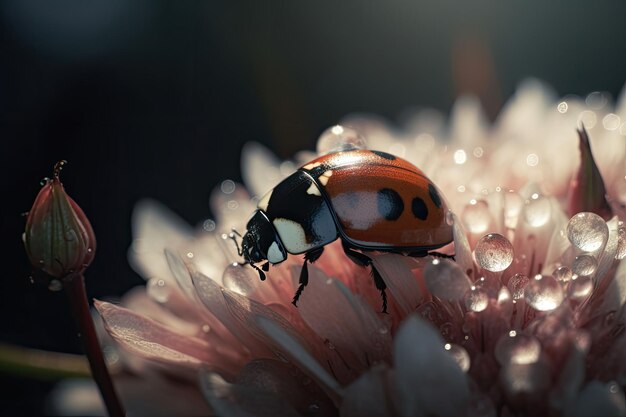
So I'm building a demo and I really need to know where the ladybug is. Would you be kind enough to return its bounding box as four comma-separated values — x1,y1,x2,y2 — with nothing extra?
232,148,453,313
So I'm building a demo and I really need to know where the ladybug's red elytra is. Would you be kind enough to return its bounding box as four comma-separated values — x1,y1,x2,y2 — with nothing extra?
232,148,454,313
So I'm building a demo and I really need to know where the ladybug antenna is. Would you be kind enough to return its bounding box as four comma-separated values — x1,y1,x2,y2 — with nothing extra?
228,230,243,257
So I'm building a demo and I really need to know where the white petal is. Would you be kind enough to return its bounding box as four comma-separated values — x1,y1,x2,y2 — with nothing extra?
241,142,284,197
340,365,394,417
564,381,626,417
393,315,470,417
423,258,472,301
128,199,193,282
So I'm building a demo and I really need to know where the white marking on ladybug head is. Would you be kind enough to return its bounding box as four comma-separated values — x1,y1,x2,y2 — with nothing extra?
267,241,286,263
257,189,273,211
319,170,333,186
273,218,313,254
306,182,322,196
303,161,322,170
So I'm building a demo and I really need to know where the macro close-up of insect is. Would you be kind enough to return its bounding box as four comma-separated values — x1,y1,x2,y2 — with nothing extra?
231,144,454,313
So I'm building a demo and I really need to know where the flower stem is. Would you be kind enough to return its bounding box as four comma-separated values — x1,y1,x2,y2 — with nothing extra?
64,273,125,417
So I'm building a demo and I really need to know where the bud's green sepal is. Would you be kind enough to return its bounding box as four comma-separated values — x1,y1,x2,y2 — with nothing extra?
24,161,96,278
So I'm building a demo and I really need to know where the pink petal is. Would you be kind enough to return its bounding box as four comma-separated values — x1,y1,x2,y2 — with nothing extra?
452,213,474,274
296,265,391,370
241,142,284,198
256,316,343,406
371,254,423,314
393,315,470,417
95,301,213,369
199,371,304,417
423,258,472,301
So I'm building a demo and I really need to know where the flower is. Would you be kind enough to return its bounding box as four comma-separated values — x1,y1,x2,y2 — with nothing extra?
23,160,96,281
91,80,626,417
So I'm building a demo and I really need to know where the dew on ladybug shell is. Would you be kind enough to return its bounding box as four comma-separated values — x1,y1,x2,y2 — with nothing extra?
572,254,597,277
222,263,257,296
316,125,367,155
444,343,470,372
507,273,529,300
494,331,541,365
566,212,609,252
568,275,594,300
474,233,514,272
524,274,564,311
465,286,489,312
552,266,573,283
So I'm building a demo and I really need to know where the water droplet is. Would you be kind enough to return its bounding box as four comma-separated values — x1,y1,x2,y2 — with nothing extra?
553,266,573,283
220,179,236,194
465,286,489,312
202,219,216,232
572,254,597,277
557,101,568,113
495,331,541,365
586,91,608,109
186,252,194,259
474,233,514,272
48,279,63,291
444,343,471,372
445,210,455,226
201,324,210,333
506,274,530,300
568,275,594,300
226,200,239,210
147,278,170,303
524,195,551,227
567,212,608,252
462,200,491,234
222,263,256,296
616,226,626,260
524,275,564,311
378,326,389,334
424,258,472,300
87,247,93,253
317,125,367,155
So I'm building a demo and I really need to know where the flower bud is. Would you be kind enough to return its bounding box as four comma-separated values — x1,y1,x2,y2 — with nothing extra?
23,161,96,278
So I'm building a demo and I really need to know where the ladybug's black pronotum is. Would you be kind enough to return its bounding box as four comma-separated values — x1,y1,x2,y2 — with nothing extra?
232,148,454,313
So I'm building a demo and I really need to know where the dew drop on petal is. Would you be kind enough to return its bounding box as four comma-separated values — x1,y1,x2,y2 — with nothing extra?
202,219,216,232
48,279,63,292
566,212,609,252
316,125,367,155
220,179,236,194
423,258,472,300
524,275,564,311
474,233,514,272
553,266,573,283
444,343,471,372
494,331,542,365
568,275,594,300
507,273,529,300
462,200,491,234
465,286,489,312
222,263,256,296
147,278,170,303
523,195,551,227
616,226,626,260
572,254,597,277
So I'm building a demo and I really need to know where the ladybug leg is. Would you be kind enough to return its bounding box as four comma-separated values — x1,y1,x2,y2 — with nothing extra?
292,247,324,307
341,241,388,314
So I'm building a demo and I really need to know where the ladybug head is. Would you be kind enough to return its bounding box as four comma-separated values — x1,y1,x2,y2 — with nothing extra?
239,210,287,272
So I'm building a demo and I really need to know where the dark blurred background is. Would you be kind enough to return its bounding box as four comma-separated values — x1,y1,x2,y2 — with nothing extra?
2,2,626,415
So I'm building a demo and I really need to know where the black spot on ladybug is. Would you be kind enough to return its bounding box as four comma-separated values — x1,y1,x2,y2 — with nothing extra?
428,184,442,208
371,150,396,160
377,188,404,220
411,197,428,220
